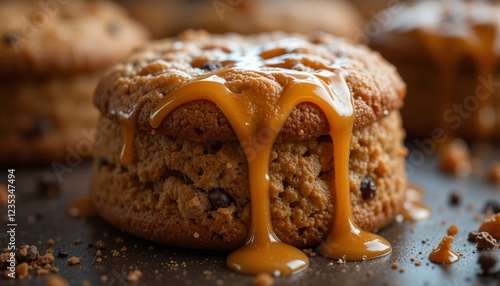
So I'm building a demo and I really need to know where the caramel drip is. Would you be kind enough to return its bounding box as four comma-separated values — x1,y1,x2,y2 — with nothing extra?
401,184,430,222
120,40,392,275
118,96,149,165
429,236,460,264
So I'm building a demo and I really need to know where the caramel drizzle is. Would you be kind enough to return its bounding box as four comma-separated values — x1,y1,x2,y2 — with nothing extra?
121,39,392,275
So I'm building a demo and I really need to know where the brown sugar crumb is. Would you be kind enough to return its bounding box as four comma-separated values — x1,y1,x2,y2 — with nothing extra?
126,269,143,282
476,232,497,250
486,162,500,185
302,248,317,257
16,262,29,279
479,214,500,238
253,273,275,286
469,231,481,242
440,139,471,177
449,190,462,206
0,184,7,206
478,253,497,274
367,270,374,277
447,225,459,236
391,262,399,269
67,256,81,265
47,239,55,246
45,275,70,286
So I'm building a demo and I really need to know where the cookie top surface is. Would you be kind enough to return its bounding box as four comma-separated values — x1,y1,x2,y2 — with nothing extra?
95,30,406,141
370,0,500,61
0,0,149,77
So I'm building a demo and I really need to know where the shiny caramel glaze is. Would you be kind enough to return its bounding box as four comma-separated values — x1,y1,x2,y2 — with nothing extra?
94,31,406,275
429,236,460,264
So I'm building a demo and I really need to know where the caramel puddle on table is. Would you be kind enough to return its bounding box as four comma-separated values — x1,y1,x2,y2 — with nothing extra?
429,236,460,264
123,38,391,275
400,184,430,222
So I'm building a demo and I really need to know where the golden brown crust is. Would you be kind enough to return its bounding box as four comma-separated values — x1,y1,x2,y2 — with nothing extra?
90,112,407,250
95,30,406,141
0,0,149,77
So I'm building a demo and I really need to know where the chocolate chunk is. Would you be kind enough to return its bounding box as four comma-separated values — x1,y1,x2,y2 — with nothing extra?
449,191,461,206
476,232,497,250
468,231,480,242
37,172,62,198
23,118,54,139
107,22,121,36
16,245,38,263
94,240,107,250
98,157,108,169
360,177,376,200
478,253,497,274
4,32,19,45
208,188,233,209
483,200,500,214
200,61,222,71
57,250,68,258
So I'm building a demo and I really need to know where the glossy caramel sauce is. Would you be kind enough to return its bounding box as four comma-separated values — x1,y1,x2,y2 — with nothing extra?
479,213,500,238
386,0,499,141
429,236,460,264
120,38,391,275
401,184,430,222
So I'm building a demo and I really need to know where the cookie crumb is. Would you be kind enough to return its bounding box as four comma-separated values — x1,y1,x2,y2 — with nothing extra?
193,232,200,239
202,270,213,276
115,237,125,243
253,273,274,286
74,239,82,245
391,262,399,269
67,256,81,265
47,239,55,246
366,270,374,277
399,268,405,273
111,250,120,257
94,240,107,250
414,261,422,267
100,275,109,282
476,232,497,250
447,225,458,236
16,262,29,278
302,248,316,257
479,214,500,238
45,275,70,286
126,269,142,282
440,139,471,177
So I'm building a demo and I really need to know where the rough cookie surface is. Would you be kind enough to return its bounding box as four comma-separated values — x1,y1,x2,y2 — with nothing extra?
90,112,407,250
0,0,148,76
95,30,406,141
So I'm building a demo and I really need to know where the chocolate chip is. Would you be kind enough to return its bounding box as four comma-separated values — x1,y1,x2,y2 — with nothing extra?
360,177,376,200
208,188,233,209
4,32,19,45
107,22,121,36
16,245,38,263
94,240,107,250
449,190,461,206
37,172,61,198
468,231,480,242
98,157,108,169
483,200,500,214
478,253,497,274
200,61,222,71
57,250,68,258
23,118,54,139
476,232,497,250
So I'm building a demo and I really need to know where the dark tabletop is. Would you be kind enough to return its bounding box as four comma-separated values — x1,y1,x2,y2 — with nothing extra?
1,143,499,286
